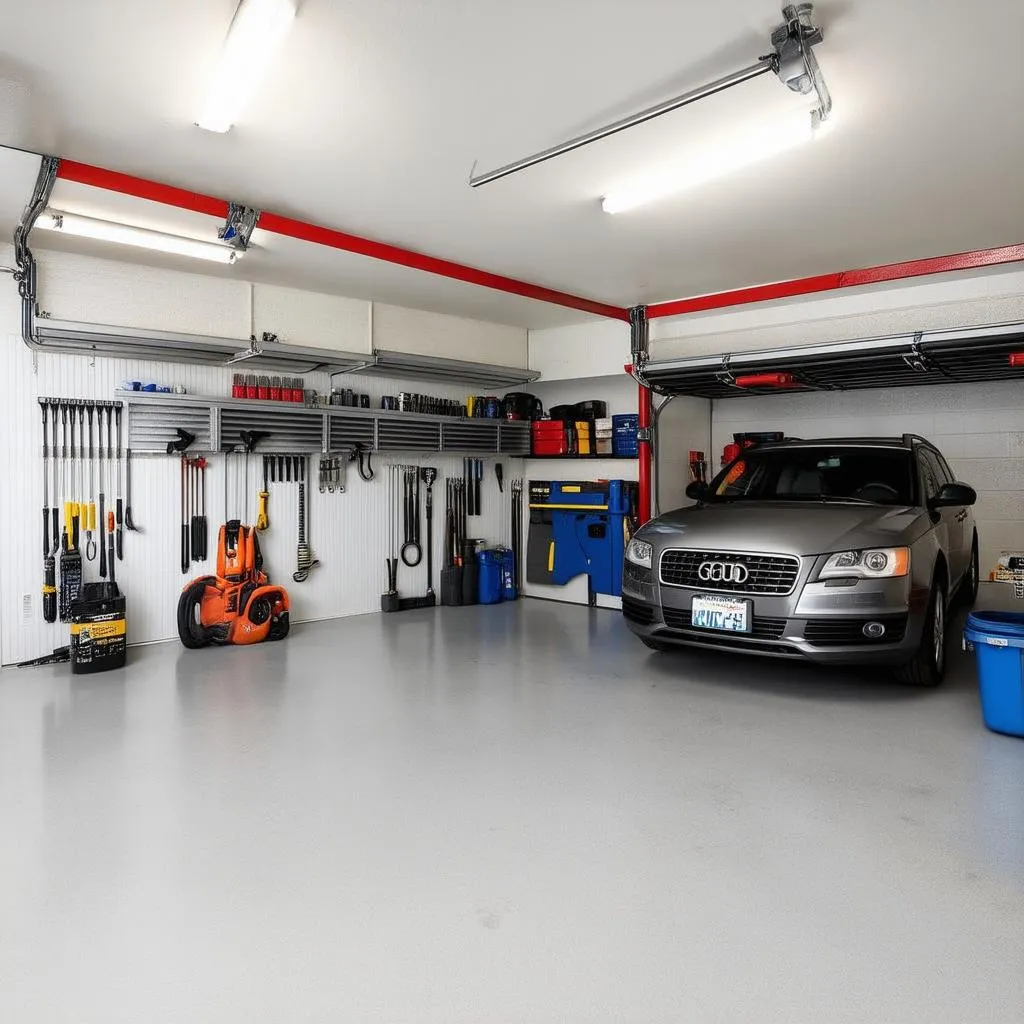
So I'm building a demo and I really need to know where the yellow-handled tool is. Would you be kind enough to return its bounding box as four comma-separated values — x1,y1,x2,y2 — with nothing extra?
85,501,97,560
256,455,270,531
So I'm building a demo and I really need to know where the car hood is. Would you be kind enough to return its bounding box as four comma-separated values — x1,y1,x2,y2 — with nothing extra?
641,502,924,556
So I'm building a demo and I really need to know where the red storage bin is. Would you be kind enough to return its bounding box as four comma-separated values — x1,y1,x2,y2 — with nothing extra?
532,420,570,456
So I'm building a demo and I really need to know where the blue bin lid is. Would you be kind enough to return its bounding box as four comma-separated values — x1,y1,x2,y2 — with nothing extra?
966,610,1024,636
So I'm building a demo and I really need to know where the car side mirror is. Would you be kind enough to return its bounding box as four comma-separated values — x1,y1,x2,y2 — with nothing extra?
930,482,977,508
686,480,708,502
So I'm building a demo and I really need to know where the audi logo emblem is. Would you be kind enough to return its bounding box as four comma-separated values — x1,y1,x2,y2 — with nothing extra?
698,561,749,584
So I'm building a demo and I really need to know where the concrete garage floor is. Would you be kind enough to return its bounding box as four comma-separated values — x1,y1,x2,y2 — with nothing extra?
1,602,1023,1023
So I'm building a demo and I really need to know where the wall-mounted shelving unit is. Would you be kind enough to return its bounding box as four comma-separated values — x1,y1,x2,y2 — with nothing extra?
123,391,531,456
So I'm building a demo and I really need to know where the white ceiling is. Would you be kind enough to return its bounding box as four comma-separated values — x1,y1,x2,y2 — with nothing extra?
1,0,1022,327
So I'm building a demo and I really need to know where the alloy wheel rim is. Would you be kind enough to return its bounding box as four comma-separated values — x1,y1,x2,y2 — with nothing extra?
933,591,945,671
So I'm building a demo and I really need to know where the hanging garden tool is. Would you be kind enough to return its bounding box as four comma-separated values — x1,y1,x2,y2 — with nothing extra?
98,402,107,579
85,402,97,561
124,447,139,531
115,402,124,560
49,400,59,559
180,454,190,575
401,466,422,567
421,467,437,599
239,430,269,524
39,399,56,623
197,457,208,560
256,454,270,531
292,456,319,583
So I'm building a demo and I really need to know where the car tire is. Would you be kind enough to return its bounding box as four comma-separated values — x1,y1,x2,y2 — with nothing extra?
640,637,674,652
957,534,980,608
895,577,947,687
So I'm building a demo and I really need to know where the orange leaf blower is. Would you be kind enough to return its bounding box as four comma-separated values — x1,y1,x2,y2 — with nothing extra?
177,519,290,648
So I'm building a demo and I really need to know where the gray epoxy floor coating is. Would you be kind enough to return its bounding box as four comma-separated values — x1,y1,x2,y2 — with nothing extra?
1,602,1023,1023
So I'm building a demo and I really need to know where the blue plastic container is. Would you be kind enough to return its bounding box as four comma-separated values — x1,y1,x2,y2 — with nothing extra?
612,414,639,457
963,611,1024,737
477,550,503,605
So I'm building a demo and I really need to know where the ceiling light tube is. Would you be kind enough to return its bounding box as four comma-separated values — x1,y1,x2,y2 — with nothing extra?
38,211,242,264
602,109,829,215
197,0,297,133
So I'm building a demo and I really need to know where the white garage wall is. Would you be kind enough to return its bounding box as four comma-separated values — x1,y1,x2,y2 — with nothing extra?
0,246,523,665
649,266,1024,359
712,383,1024,574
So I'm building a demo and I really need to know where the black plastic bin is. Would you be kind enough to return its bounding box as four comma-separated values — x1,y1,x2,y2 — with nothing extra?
70,582,126,674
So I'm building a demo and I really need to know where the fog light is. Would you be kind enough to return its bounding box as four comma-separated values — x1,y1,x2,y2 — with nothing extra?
863,622,886,639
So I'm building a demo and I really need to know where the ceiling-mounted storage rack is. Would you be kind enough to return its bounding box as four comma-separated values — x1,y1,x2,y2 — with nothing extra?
122,391,531,456
32,320,541,389
33,320,375,374
331,350,540,389
640,321,1024,399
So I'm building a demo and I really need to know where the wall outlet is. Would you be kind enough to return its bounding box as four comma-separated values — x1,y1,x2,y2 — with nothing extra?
22,593,33,623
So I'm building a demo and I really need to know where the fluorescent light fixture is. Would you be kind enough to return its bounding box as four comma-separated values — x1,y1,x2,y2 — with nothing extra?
602,109,831,214
197,0,297,133
38,211,242,265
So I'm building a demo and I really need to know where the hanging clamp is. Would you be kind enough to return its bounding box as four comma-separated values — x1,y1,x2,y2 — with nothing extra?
218,202,261,251
902,333,935,375
166,428,196,455
715,354,738,389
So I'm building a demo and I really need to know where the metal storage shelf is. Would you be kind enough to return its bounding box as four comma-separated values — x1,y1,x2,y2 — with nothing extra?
524,454,639,460
121,391,531,456
32,320,541,387
640,321,1024,399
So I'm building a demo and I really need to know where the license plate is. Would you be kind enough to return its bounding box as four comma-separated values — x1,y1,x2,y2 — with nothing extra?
691,595,750,633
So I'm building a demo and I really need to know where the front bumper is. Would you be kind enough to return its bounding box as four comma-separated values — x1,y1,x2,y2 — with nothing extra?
621,559,925,666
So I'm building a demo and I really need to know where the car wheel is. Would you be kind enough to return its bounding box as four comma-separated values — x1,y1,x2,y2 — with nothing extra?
640,637,674,652
957,534,980,607
895,577,947,687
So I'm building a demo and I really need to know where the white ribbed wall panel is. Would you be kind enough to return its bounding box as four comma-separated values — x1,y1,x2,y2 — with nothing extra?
0,248,526,664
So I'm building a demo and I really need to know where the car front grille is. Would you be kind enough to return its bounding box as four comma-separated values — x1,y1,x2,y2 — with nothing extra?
622,597,655,626
659,550,800,595
803,616,908,646
662,609,787,640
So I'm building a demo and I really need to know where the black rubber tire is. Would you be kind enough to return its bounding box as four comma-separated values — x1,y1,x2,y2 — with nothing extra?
268,614,290,642
640,637,674,652
177,580,211,650
957,534,980,608
895,577,947,687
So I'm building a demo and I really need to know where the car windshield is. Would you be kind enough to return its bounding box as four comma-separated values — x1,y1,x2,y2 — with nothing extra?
706,446,914,505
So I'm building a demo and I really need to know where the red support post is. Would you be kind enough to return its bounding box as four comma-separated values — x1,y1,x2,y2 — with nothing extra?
637,381,652,526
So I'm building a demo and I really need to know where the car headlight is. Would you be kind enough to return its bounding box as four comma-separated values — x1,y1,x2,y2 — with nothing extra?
625,538,653,569
819,547,910,580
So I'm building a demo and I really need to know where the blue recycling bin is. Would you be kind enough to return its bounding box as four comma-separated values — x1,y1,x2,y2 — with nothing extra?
477,550,503,605
964,611,1024,737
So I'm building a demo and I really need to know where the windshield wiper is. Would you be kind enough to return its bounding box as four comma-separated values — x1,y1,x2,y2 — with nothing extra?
814,496,877,505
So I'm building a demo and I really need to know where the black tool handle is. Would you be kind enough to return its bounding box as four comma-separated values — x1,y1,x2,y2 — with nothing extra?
181,523,190,575
425,487,434,595
413,473,421,545
42,555,57,624
51,507,59,559
116,498,123,559
42,508,50,562
99,494,107,578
